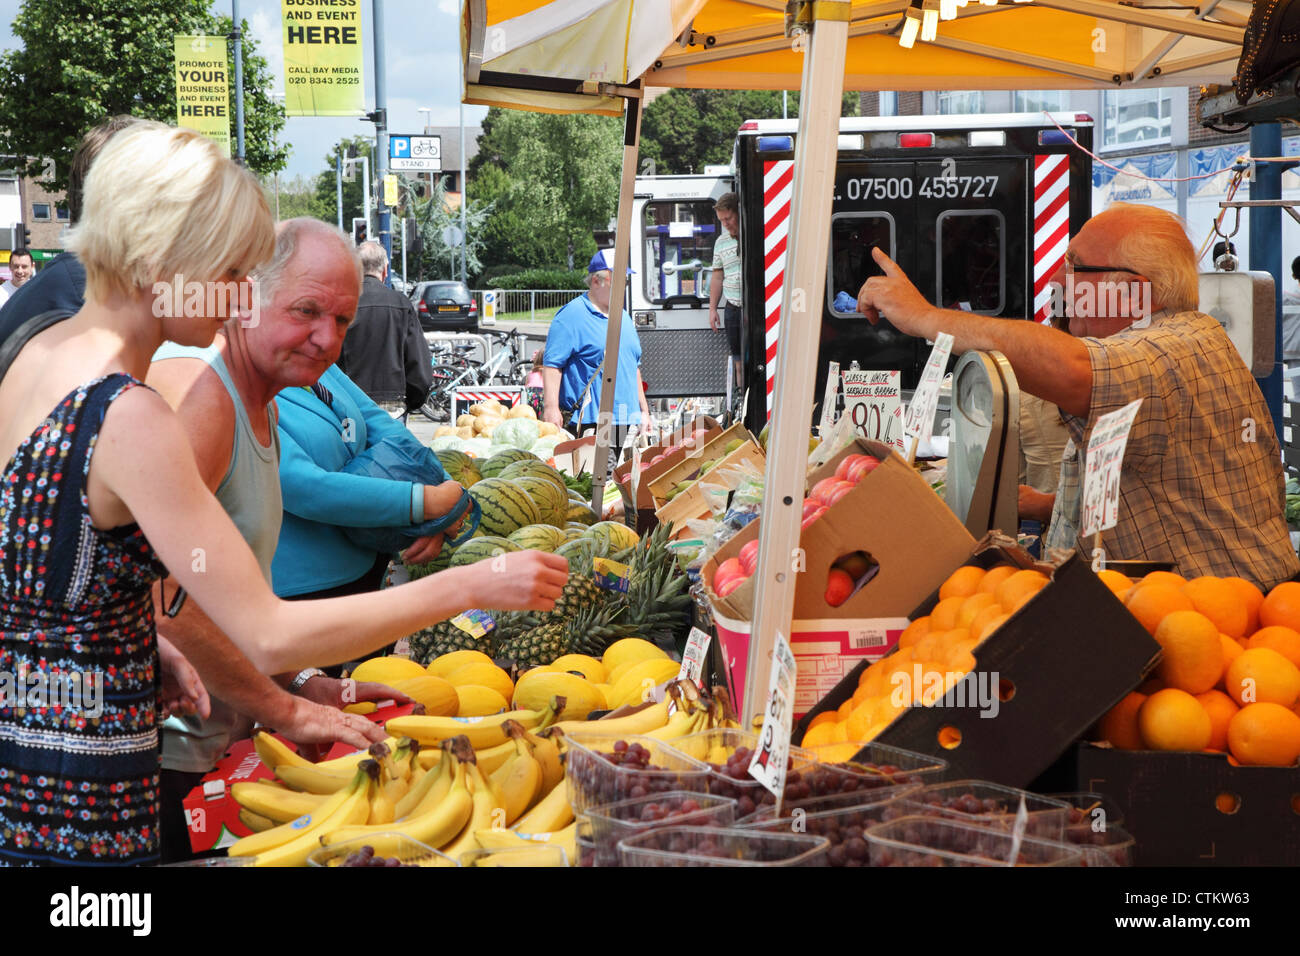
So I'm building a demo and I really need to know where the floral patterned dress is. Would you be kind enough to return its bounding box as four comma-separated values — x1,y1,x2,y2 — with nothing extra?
0,374,167,866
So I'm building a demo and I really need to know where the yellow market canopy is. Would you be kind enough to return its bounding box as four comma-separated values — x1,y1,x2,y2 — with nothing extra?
464,0,1251,113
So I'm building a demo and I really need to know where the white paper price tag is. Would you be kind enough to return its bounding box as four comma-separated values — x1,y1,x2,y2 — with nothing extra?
630,441,643,499
677,627,711,688
844,369,904,452
748,631,797,801
817,361,841,437
1080,398,1143,538
904,332,954,445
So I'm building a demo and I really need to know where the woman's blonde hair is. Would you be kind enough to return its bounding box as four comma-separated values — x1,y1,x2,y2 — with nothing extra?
66,121,274,304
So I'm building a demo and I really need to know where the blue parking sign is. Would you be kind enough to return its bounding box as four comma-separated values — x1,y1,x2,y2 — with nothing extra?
390,136,410,159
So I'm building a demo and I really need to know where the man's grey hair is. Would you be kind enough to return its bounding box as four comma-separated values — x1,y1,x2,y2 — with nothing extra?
586,269,610,290
358,240,388,277
254,218,362,306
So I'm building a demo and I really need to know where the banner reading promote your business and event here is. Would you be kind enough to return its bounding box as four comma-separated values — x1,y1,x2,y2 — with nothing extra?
282,0,364,116
174,36,231,157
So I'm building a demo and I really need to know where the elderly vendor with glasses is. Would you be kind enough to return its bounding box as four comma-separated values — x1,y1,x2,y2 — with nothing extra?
856,202,1299,591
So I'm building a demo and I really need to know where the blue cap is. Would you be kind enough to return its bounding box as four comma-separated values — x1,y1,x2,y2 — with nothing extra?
588,249,634,274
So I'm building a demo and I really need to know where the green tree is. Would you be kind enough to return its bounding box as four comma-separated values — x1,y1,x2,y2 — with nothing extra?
398,175,492,283
470,108,622,272
640,89,858,175
0,0,287,190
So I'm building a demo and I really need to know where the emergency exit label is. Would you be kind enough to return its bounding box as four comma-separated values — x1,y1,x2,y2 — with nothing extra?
843,369,904,452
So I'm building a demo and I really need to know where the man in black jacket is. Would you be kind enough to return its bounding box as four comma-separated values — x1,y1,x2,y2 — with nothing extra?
338,241,433,421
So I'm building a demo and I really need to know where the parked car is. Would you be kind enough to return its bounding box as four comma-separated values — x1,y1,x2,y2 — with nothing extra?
411,280,479,332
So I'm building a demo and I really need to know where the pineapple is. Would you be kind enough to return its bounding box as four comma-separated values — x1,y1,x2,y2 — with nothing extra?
408,618,498,665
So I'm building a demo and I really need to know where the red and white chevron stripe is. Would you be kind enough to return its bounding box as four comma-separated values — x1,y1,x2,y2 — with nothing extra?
1033,154,1070,326
762,159,795,414
451,388,521,404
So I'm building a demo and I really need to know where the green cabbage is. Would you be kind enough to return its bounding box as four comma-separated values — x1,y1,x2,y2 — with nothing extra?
490,417,541,449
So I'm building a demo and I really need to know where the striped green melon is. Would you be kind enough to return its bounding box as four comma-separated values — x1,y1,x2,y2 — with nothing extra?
499,460,568,500
435,449,482,487
468,477,543,537
563,526,587,541
479,448,538,479
585,520,639,552
449,535,521,567
512,475,568,527
508,524,567,552
565,502,600,527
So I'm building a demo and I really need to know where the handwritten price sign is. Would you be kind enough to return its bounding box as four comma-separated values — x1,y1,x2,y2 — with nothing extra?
748,631,797,802
818,361,841,437
1080,399,1143,538
843,369,905,452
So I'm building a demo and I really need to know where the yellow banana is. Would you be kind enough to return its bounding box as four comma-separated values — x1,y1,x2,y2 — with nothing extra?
228,763,369,858
476,822,577,863
415,748,445,771
274,763,356,795
253,731,314,772
326,760,474,855
238,808,277,833
489,722,543,826
440,762,504,861
550,696,671,738
252,771,376,867
639,706,705,742
511,777,573,834
230,780,327,824
470,736,519,776
386,708,549,749
521,728,564,797
393,757,450,820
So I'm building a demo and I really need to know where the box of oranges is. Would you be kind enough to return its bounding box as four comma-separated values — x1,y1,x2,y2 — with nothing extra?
1069,571,1300,865
792,539,1161,789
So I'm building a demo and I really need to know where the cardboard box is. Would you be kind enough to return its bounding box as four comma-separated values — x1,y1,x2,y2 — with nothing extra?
703,439,977,716
647,423,756,503
792,546,1162,789
655,439,766,536
183,702,418,853
1074,744,1300,866
613,416,723,522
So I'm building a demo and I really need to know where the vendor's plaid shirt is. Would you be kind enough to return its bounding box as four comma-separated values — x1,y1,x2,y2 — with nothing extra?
1044,310,1300,590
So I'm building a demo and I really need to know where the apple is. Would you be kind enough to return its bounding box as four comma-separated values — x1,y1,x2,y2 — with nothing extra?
835,552,872,579
825,568,856,607
825,481,856,506
846,454,881,484
716,575,746,598
663,444,680,456
639,463,652,471
712,557,748,595
810,477,842,503
801,506,827,531
649,454,665,466
802,497,822,520
739,539,760,575
834,454,861,481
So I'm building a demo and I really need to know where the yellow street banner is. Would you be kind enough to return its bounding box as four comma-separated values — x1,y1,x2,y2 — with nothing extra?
174,36,231,157
282,0,364,116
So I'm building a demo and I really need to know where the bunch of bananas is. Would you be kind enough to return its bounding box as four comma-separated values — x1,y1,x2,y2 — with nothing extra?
230,683,740,866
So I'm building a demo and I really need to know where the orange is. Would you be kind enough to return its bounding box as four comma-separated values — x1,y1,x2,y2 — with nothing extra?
1224,576,1265,635
1195,689,1239,752
1218,634,1244,681
805,710,839,733
1096,569,1133,596
956,592,999,629
1138,688,1212,751
1182,576,1249,640
1226,702,1300,766
1098,691,1147,750
1246,626,1300,669
1152,610,1224,694
1260,581,1300,632
800,720,838,748
943,637,980,670
929,596,967,631
939,565,986,601
896,616,930,649
908,632,945,663
846,700,879,741
850,684,873,707
994,570,1049,613
1141,571,1187,590
858,665,887,698
972,610,1011,643
977,564,1019,595
1124,584,1195,636
837,697,855,719
1223,648,1300,708
828,720,850,743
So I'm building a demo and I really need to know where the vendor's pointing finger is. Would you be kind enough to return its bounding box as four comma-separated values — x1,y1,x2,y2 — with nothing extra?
871,246,902,275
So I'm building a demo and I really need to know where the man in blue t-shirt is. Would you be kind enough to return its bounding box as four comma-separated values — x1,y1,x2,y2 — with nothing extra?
542,249,650,461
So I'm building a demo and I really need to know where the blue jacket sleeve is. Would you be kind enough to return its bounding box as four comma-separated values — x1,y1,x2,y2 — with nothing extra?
277,410,420,529
332,365,416,451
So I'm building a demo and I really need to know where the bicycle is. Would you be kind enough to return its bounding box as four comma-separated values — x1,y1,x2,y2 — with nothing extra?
421,327,533,422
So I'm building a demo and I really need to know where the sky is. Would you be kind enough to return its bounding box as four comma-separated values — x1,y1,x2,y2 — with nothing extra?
0,0,488,182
